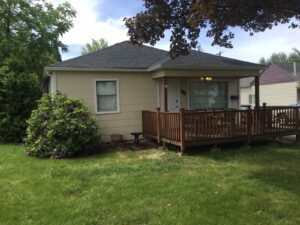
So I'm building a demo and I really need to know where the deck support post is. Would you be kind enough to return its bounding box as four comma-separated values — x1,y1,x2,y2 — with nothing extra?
179,108,186,155
156,107,161,144
163,77,168,112
254,76,260,109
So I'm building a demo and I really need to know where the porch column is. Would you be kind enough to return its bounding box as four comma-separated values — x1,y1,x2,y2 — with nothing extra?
254,76,260,108
163,77,168,112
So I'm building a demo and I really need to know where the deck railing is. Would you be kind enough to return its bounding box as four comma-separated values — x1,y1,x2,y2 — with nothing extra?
142,106,300,152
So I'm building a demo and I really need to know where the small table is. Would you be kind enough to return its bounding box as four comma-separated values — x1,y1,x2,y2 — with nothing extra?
131,132,142,145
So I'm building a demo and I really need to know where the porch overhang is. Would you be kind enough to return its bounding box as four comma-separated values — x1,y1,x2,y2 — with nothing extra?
153,66,264,111
151,66,263,79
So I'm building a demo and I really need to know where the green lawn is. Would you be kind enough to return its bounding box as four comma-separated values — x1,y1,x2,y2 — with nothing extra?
0,144,299,225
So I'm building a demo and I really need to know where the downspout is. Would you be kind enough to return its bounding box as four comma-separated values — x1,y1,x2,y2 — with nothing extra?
294,62,297,76
44,69,57,94
51,72,57,94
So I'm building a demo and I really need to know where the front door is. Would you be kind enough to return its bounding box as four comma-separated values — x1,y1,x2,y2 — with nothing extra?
168,79,179,112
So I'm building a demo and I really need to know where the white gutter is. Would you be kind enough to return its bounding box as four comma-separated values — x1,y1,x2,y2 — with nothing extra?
148,64,264,72
45,66,148,73
45,65,265,73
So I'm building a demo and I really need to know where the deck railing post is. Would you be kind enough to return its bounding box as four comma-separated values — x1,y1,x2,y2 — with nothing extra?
296,107,300,142
246,106,252,145
262,103,267,134
156,107,161,143
180,108,186,154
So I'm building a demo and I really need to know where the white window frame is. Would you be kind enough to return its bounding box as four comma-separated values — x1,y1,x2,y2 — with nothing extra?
94,79,120,114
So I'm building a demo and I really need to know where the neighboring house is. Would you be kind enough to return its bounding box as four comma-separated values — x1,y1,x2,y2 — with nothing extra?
45,41,262,141
241,63,300,107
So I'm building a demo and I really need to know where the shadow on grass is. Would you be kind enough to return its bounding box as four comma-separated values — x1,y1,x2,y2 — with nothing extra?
199,142,300,196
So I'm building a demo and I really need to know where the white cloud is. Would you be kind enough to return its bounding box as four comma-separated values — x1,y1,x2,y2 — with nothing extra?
49,0,300,63
49,0,128,46
218,25,300,63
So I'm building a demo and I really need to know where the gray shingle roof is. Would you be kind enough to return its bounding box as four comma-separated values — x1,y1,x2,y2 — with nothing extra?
48,41,262,70
49,41,168,69
275,63,300,80
240,62,299,87
156,50,260,68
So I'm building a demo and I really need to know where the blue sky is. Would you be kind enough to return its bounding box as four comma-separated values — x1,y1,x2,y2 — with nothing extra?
50,0,300,63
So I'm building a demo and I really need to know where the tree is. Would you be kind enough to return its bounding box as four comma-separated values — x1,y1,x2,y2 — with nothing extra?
0,0,76,77
81,38,109,55
124,0,300,58
259,48,300,65
196,44,203,52
258,57,267,65
0,67,40,143
288,48,300,62
0,0,76,142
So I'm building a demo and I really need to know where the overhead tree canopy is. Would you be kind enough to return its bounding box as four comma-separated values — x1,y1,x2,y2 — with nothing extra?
0,0,76,77
124,0,300,58
81,38,109,55
259,48,300,65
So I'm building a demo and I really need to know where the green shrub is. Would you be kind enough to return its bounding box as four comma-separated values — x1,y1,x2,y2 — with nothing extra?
25,94,101,158
0,67,40,143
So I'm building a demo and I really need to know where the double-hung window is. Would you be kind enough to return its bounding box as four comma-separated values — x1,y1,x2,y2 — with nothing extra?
95,80,119,114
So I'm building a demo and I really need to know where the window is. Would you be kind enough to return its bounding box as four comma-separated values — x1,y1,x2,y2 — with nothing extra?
249,94,255,104
95,80,119,114
188,81,228,109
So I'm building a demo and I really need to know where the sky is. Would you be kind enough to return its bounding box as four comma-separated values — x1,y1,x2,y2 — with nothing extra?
50,0,300,63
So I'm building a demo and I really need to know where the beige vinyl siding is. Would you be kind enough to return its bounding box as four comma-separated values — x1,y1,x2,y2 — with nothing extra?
56,71,157,142
260,82,297,106
55,71,242,142
240,86,254,106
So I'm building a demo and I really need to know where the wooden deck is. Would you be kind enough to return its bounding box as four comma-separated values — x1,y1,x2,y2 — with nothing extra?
142,106,300,152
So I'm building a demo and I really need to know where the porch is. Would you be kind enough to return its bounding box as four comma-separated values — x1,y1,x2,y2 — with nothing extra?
142,106,300,152
156,75,260,112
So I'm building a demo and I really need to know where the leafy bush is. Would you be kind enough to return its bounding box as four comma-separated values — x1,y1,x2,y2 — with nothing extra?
25,94,101,158
0,67,40,143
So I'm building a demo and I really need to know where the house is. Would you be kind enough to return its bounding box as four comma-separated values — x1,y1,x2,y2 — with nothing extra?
241,63,300,107
45,41,263,142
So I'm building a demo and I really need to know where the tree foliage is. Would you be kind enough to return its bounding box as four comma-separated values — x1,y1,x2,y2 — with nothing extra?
124,0,300,57
81,38,109,55
0,67,40,143
259,48,300,64
0,0,76,77
0,0,76,143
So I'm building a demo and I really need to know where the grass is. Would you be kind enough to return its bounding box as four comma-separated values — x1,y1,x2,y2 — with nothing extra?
0,143,299,225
